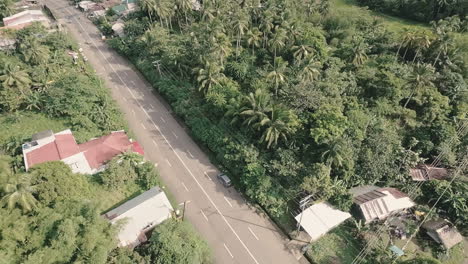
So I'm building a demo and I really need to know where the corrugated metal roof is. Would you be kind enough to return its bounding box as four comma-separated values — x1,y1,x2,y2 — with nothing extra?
295,202,351,241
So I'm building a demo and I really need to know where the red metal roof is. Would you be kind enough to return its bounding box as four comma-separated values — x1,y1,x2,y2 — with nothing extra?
26,133,80,168
131,141,144,156
78,132,139,169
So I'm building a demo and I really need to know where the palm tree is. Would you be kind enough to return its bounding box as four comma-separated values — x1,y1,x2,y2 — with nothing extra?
0,174,38,212
412,32,433,63
300,59,321,83
194,60,225,93
0,62,31,93
268,26,287,61
432,32,452,67
19,37,50,65
231,11,249,57
259,11,274,47
175,0,192,26
321,138,346,168
351,40,369,66
211,33,232,67
246,28,262,56
139,0,156,22
255,104,294,149
141,26,160,55
399,30,418,61
292,45,314,64
240,89,272,126
267,57,288,96
403,63,436,108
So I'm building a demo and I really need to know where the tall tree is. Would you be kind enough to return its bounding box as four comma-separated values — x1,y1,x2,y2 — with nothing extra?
246,27,262,55
299,58,321,84
255,104,297,149
267,57,288,96
240,89,272,126
292,44,314,64
268,26,287,60
0,62,31,94
194,60,225,93
403,63,436,108
19,37,50,65
0,174,38,212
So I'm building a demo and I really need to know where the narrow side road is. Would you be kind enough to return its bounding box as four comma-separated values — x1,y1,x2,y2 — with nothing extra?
42,1,305,263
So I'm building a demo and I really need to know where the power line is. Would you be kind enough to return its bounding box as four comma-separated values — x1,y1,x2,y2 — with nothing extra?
352,121,467,264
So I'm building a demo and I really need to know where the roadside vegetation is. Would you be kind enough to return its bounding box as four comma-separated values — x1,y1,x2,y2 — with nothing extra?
0,22,211,263
97,0,467,262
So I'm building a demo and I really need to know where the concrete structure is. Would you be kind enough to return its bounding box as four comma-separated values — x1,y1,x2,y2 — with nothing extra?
103,187,174,247
22,129,143,174
78,1,97,11
295,202,351,241
111,21,125,37
0,37,16,50
410,165,449,181
423,219,463,250
350,185,415,223
2,10,49,30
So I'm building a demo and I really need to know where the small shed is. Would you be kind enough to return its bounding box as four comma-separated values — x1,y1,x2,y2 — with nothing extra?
422,219,463,250
103,187,174,248
410,165,449,181
295,202,351,241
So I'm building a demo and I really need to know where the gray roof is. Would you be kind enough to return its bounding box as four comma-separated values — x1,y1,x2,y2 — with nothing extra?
410,165,449,181
423,219,463,249
104,187,164,220
31,130,54,141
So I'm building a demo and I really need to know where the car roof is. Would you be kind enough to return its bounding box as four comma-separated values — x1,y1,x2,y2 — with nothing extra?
220,174,231,181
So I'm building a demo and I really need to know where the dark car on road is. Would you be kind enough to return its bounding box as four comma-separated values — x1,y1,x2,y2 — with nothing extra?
217,173,232,187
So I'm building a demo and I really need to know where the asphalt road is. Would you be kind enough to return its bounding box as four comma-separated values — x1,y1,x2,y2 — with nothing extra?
41,1,303,263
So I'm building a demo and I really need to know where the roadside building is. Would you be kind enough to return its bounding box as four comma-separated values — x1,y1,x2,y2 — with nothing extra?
77,1,97,12
410,165,449,181
103,187,174,248
295,202,351,241
2,10,50,30
422,219,463,250
350,185,415,223
22,129,144,174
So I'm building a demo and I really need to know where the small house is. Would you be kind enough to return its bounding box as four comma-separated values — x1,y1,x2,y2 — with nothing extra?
22,129,144,174
410,165,449,181
295,202,351,241
422,219,463,250
350,185,415,223
103,187,174,248
2,10,50,30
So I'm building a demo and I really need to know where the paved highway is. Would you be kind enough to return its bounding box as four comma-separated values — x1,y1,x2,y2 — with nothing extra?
42,1,304,263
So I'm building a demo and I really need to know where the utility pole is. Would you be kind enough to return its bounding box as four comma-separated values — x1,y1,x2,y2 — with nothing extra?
296,194,314,236
178,200,191,221
152,60,162,76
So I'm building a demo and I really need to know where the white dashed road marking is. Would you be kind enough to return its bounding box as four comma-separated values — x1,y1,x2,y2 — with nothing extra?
200,210,209,221
62,8,259,264
204,171,213,181
224,196,233,208
165,159,172,167
224,244,234,258
187,150,194,158
160,116,166,123
141,123,146,130
172,132,178,139
248,227,260,241
181,182,189,192
152,139,158,147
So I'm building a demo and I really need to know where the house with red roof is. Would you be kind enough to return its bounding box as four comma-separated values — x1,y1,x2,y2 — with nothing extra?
22,129,144,174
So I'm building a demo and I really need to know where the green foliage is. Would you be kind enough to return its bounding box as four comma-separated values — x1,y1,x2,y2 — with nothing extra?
356,0,467,23
0,201,116,264
108,0,467,260
29,161,91,206
139,219,212,264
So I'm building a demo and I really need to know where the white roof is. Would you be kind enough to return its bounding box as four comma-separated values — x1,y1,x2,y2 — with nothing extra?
295,202,351,241
104,187,174,247
3,10,48,27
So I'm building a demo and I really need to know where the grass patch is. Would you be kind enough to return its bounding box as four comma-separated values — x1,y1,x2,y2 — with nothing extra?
307,225,361,264
0,112,68,151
